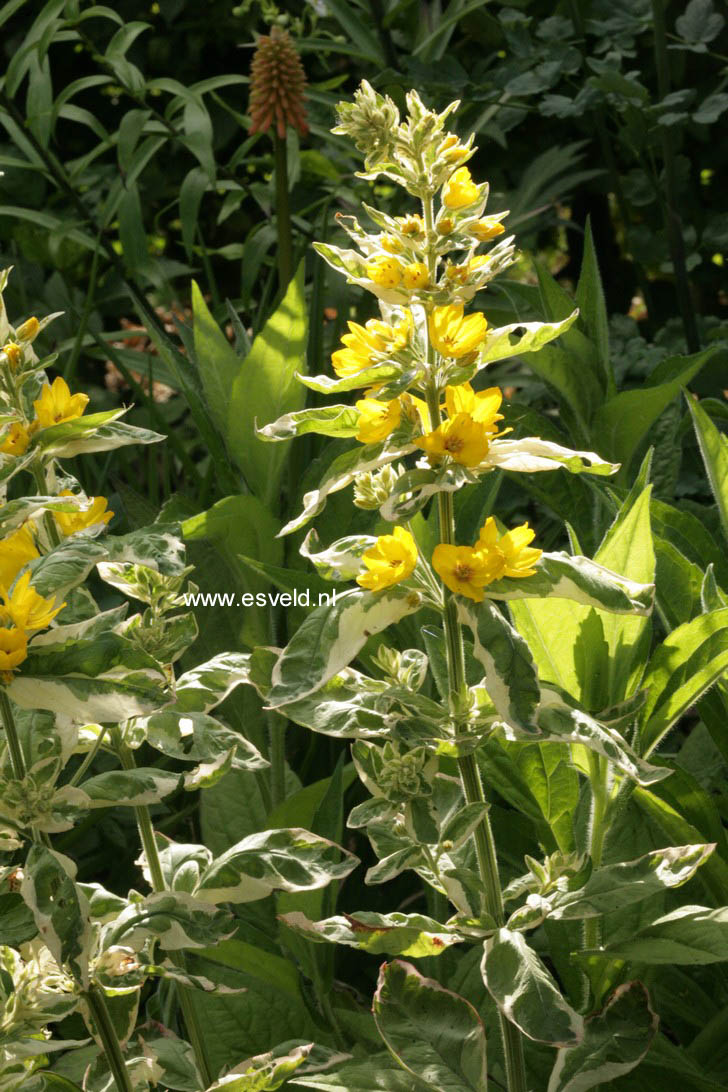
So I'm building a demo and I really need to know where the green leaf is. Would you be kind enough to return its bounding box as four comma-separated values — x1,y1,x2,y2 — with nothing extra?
191,280,242,448
373,960,488,1091
639,608,728,757
515,743,578,852
257,405,360,441
300,530,376,582
290,1052,421,1090
204,1042,313,1091
140,710,267,771
9,632,170,721
686,394,728,542
268,587,422,708
173,652,254,713
228,261,308,505
482,928,583,1046
575,219,613,396
457,599,541,733
104,890,233,952
280,439,412,536
29,536,108,599
280,911,464,958
591,346,720,474
32,412,163,457
20,846,90,987
194,828,358,904
476,310,579,370
533,845,715,922
487,551,653,614
547,982,658,1091
586,905,728,964
79,768,180,807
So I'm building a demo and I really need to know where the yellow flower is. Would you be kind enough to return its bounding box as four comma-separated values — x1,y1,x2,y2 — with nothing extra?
445,383,503,434
366,257,402,289
432,544,502,602
33,377,89,430
442,166,479,210
445,262,468,285
0,423,30,457
416,412,491,467
470,218,505,242
355,398,402,444
357,526,418,592
1,342,22,370
381,235,403,254
476,517,542,578
429,304,487,358
16,317,39,342
402,262,429,290
0,525,39,589
1,572,64,632
397,214,424,236
468,255,490,274
438,217,455,235
331,314,410,378
0,626,28,672
54,490,114,536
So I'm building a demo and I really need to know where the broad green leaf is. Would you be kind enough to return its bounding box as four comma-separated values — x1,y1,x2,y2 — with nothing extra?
547,982,658,1091
228,261,307,505
9,633,170,721
0,493,85,535
139,710,267,771
31,408,125,450
482,929,583,1046
290,1051,417,1090
486,551,653,614
536,698,669,785
592,346,719,473
585,905,728,964
257,405,359,441
457,599,541,733
105,891,234,950
575,219,613,395
78,768,180,807
173,651,254,713
280,910,464,957
515,742,578,852
204,1042,313,1091
28,537,108,599
107,524,187,574
20,846,90,987
476,310,579,370
191,280,242,451
373,960,488,1091
194,828,358,904
33,417,163,457
686,394,728,542
639,608,728,757
268,587,422,708
528,845,715,922
484,436,618,476
280,440,413,536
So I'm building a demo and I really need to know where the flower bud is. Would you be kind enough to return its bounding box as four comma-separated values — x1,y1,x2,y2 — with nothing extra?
95,946,140,977
1,342,22,370
248,26,308,140
366,257,402,289
353,463,400,509
402,262,429,290
16,317,39,342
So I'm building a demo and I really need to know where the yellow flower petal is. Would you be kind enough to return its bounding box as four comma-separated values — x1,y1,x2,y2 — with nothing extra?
429,305,487,359
432,544,502,602
33,376,89,430
357,526,418,592
355,398,402,444
416,412,490,467
442,166,479,210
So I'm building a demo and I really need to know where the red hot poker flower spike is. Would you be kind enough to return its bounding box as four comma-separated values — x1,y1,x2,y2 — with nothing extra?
248,26,308,141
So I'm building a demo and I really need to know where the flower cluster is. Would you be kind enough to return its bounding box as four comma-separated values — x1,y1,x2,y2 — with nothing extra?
0,375,89,457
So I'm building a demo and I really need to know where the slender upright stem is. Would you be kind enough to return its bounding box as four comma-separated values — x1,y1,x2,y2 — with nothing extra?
583,753,609,954
83,986,134,1092
651,0,700,352
117,743,214,1087
0,688,52,848
421,193,526,1092
273,132,293,294
30,461,62,549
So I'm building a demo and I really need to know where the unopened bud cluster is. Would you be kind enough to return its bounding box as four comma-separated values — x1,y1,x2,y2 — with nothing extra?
248,26,308,140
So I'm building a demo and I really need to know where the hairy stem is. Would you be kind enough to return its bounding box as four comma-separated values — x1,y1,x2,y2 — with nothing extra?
30,461,62,549
274,132,293,294
83,985,134,1092
117,743,214,1087
583,752,609,954
421,191,526,1092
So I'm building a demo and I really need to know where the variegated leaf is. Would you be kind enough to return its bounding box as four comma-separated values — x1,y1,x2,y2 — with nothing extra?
486,552,653,614
257,405,360,441
280,910,465,958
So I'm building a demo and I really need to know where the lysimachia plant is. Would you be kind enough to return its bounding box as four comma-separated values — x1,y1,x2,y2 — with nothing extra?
0,275,359,1092
247,83,727,1092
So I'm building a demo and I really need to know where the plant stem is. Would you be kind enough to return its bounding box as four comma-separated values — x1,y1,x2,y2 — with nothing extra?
583,753,609,954
82,985,134,1092
420,191,526,1090
116,743,214,1087
273,132,293,294
0,688,52,848
30,461,62,549
68,726,108,788
650,0,700,352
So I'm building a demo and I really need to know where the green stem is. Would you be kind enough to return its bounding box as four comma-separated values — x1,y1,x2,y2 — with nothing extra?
273,131,293,294
650,0,700,352
0,688,52,848
83,985,134,1092
67,726,108,788
268,711,287,810
420,192,526,1089
30,461,62,549
117,743,214,1087
583,753,609,954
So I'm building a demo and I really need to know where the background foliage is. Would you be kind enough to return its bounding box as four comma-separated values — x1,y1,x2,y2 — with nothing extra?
0,0,727,1089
